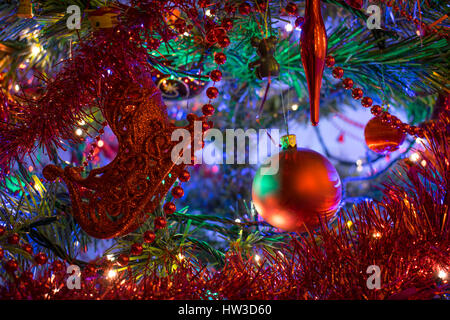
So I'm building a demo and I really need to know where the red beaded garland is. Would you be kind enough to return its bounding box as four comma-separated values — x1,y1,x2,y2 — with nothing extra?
131,243,143,256
285,2,298,15
8,233,20,245
351,88,363,100
361,97,373,108
209,69,222,82
143,231,156,243
325,56,335,68
214,52,227,65
163,202,177,215
206,87,219,99
332,67,344,79
218,36,230,48
154,217,167,230
238,2,251,15
221,18,233,31
178,170,191,182
202,104,215,116
371,105,382,116
342,78,354,89
4,259,18,273
51,260,65,272
118,254,129,266
34,252,48,265
22,243,33,254
171,186,184,198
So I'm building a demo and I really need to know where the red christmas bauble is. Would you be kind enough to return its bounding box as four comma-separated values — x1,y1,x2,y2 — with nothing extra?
131,243,143,256
8,233,20,245
252,147,342,232
34,252,48,265
364,117,406,154
143,231,156,243
118,254,129,266
163,202,177,215
154,217,167,230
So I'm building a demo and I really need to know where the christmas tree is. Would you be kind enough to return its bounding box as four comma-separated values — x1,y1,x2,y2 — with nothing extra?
0,0,448,300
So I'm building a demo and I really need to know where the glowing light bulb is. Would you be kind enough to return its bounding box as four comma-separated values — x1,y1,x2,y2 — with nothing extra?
346,221,353,228
291,104,298,111
409,153,420,162
97,140,104,148
78,119,86,126
235,219,241,223
106,254,115,261
107,269,117,279
420,160,427,167
285,23,293,32
372,232,381,239
438,269,447,280
14,84,20,92
178,253,185,261
31,45,41,56
75,128,83,136
205,9,212,16
254,254,261,263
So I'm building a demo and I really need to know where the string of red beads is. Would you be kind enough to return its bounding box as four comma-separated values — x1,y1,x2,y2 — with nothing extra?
325,55,425,138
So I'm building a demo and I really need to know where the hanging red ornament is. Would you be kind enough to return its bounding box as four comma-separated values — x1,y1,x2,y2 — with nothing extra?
364,117,406,154
344,0,363,9
300,0,328,126
214,52,227,65
252,135,342,233
285,2,298,15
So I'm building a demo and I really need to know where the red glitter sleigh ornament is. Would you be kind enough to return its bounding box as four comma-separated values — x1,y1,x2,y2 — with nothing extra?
0,27,207,239
43,74,201,239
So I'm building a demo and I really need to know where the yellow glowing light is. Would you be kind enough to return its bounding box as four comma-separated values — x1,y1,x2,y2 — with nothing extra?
235,218,241,223
291,104,298,111
178,253,185,261
205,9,212,16
409,153,420,162
14,84,20,92
106,254,115,261
420,160,427,167
372,232,382,239
97,140,104,148
346,221,353,228
31,45,41,56
107,269,118,279
75,128,83,136
254,254,261,263
285,23,293,32
78,119,86,126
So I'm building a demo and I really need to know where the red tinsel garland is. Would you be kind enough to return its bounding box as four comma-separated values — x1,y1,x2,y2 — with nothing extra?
1,111,448,299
